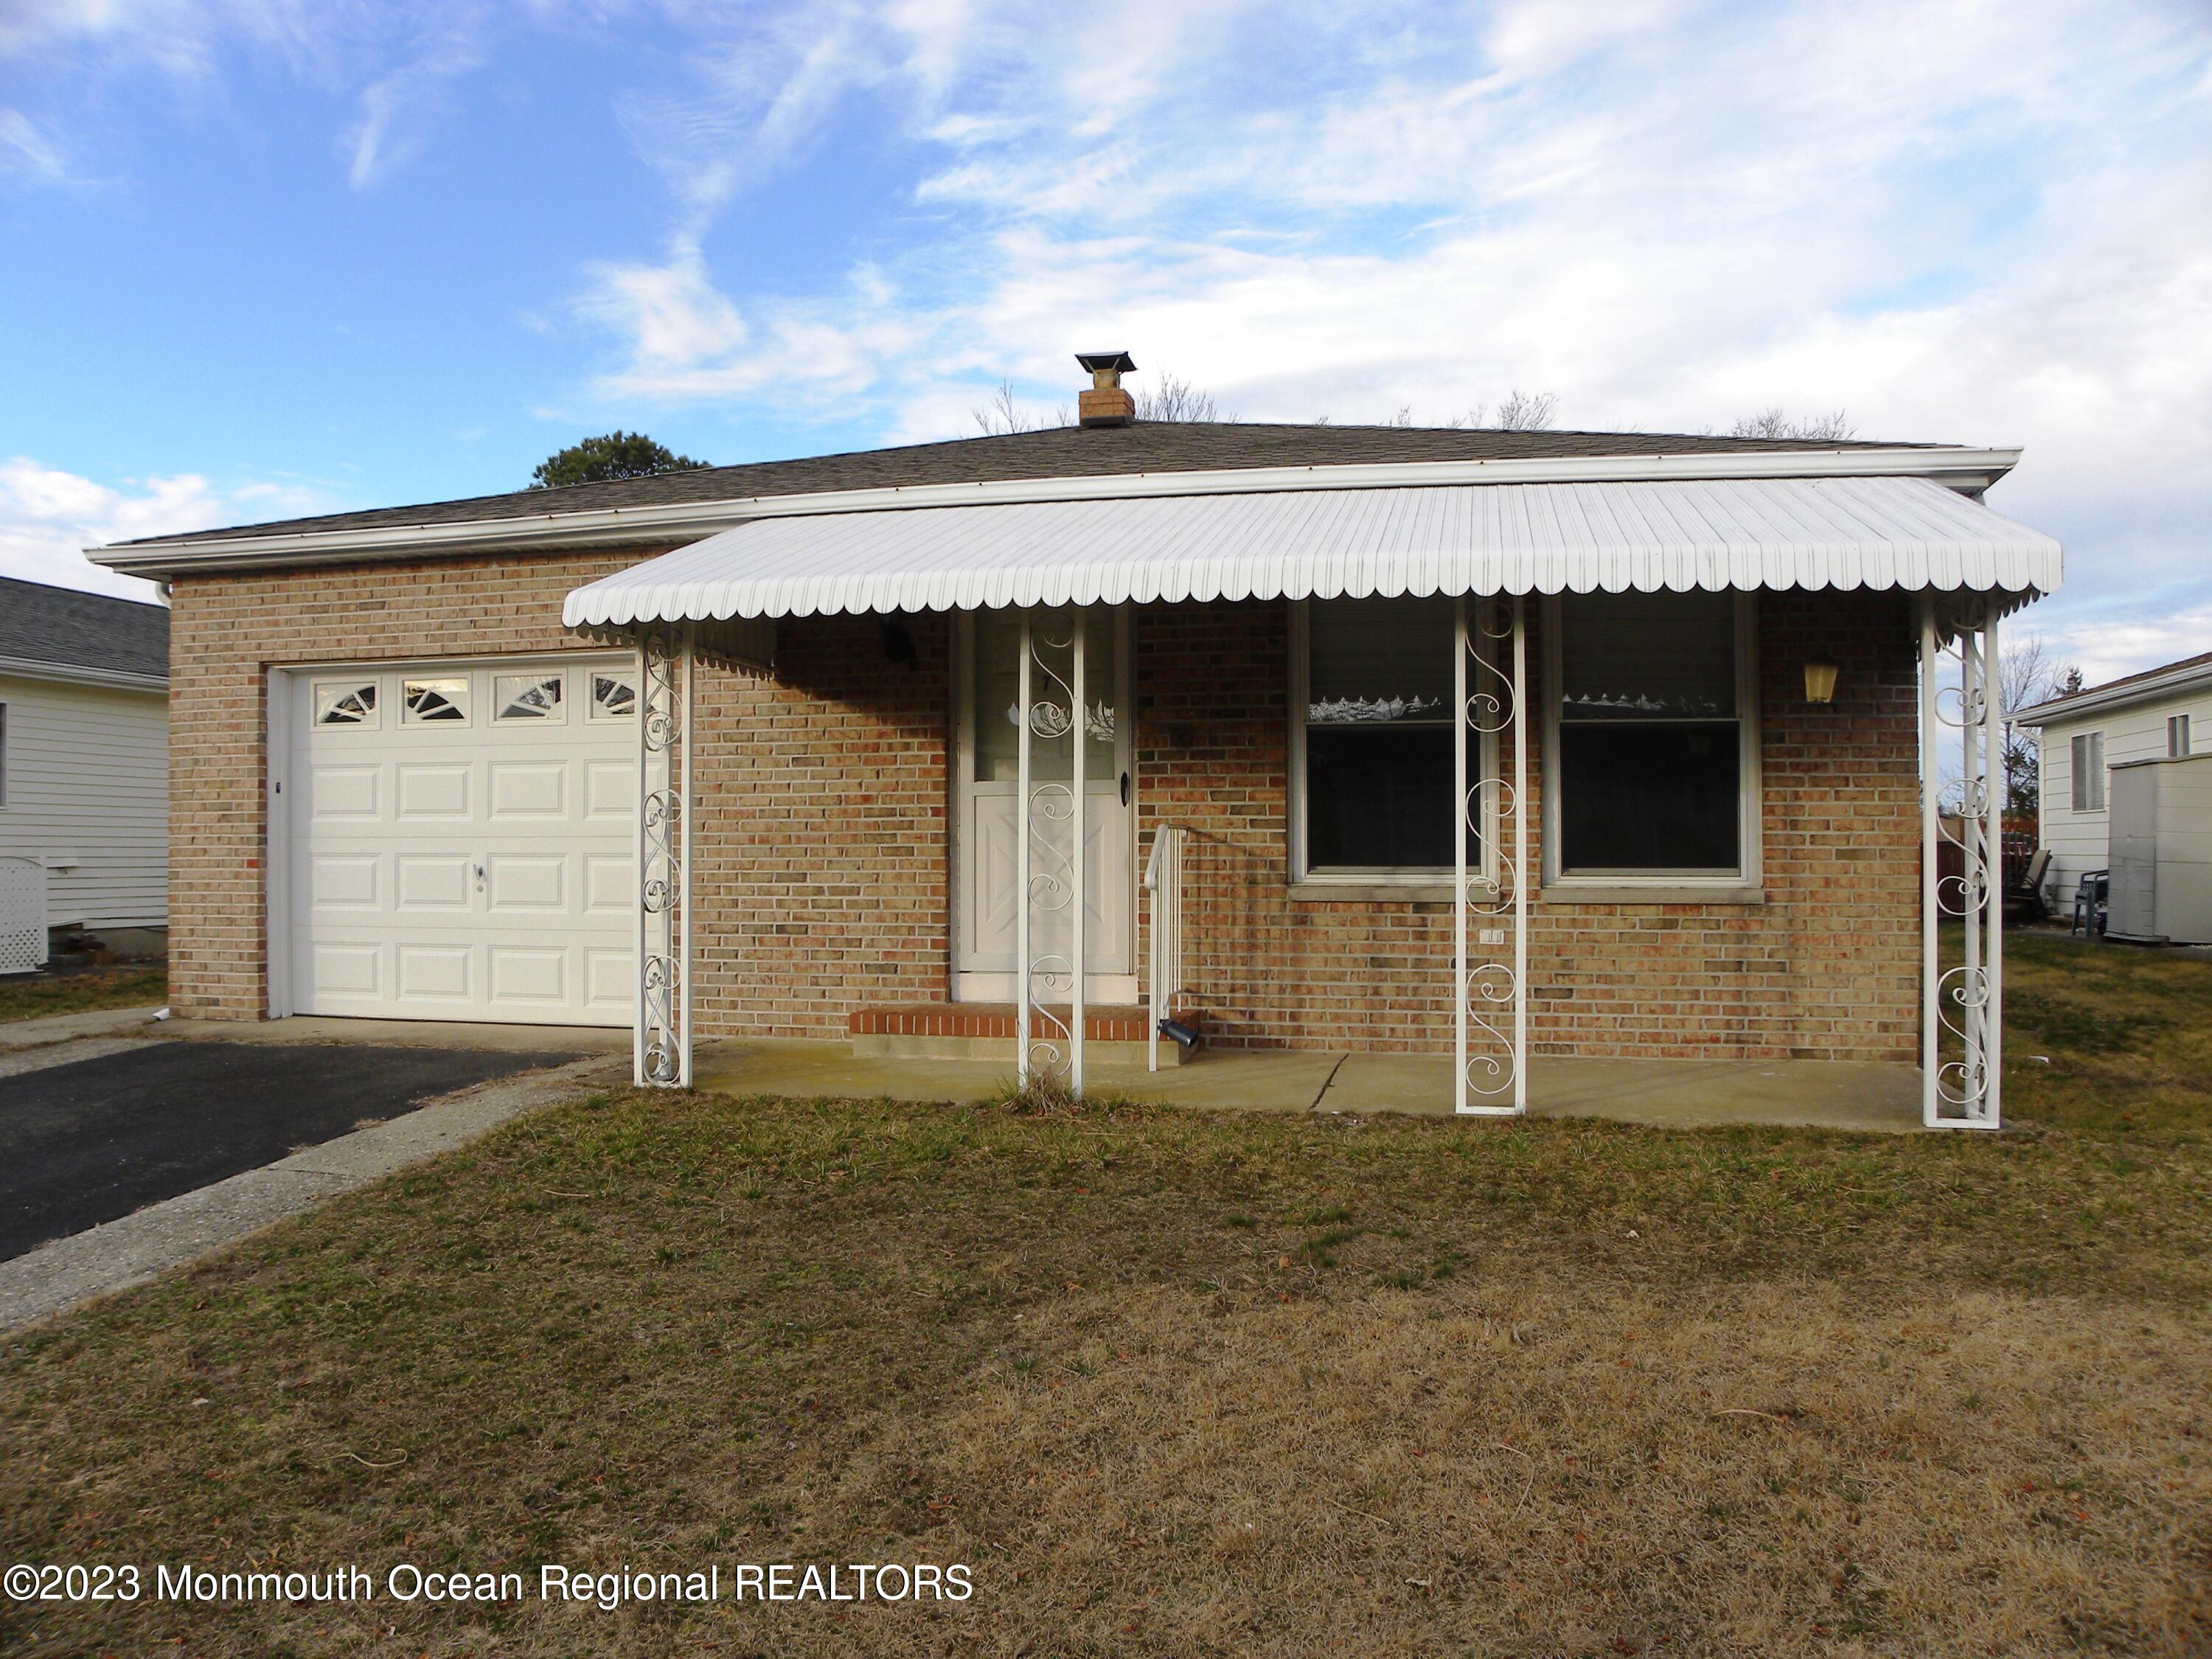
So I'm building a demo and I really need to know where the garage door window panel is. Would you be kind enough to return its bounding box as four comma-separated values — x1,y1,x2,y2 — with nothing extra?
591,673,636,720
495,672,566,723
403,678,470,726
314,681,379,727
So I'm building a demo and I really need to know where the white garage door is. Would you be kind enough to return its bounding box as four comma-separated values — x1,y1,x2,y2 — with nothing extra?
287,656,637,1025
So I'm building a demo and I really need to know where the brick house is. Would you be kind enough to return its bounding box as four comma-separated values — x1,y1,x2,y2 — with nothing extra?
91,358,2061,1129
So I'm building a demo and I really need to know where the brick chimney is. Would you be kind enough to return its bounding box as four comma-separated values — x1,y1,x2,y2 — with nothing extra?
1076,350,1135,427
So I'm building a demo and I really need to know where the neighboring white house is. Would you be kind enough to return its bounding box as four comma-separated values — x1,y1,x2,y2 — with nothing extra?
0,576,170,957
2020,647,2212,928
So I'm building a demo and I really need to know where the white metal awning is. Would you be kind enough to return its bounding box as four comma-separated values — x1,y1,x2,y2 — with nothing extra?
561,473,2061,626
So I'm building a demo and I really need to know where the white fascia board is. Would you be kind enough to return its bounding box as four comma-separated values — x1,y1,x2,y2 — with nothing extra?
2017,659,2212,726
0,655,168,692
87,445,2025,576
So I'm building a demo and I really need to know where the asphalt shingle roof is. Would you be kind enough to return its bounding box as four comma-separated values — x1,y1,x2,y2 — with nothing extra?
0,577,170,681
122,420,1936,549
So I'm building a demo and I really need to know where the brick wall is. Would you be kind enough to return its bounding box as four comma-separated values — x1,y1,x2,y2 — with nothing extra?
170,554,1917,1059
1135,591,1921,1060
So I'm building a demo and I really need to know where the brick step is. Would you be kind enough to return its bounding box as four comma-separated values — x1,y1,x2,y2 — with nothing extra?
849,1003,1160,1042
849,1003,1202,1066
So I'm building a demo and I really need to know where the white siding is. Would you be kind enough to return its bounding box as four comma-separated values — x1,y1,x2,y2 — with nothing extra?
0,674,168,929
2037,684,2212,911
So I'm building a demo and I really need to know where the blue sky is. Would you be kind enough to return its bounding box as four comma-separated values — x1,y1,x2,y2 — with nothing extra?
3,0,2209,684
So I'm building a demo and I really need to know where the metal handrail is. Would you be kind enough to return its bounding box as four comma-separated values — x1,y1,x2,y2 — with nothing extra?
1143,823,1186,1071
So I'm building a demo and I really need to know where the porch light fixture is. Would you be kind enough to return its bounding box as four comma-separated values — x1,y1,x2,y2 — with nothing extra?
1804,653,1840,705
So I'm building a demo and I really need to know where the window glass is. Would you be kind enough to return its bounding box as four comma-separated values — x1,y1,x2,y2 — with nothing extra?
495,673,563,721
314,681,377,726
2072,732,2106,810
1560,591,1735,719
2171,714,2191,759
402,678,469,724
1556,594,1742,874
1299,597,1474,874
970,607,1118,785
591,673,636,720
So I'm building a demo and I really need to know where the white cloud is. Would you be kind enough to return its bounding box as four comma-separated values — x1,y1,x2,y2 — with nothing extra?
556,0,2212,676
0,457,326,602
0,108,69,181
343,29,483,192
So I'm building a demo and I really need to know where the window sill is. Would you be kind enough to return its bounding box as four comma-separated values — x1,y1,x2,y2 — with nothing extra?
1287,881,1495,904
1541,883,1767,906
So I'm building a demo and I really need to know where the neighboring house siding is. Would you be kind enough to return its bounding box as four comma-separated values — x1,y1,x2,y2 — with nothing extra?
2037,686,2212,908
0,672,169,930
168,557,1919,1060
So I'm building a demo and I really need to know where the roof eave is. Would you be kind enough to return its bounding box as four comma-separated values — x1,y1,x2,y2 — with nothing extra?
0,654,168,692
2017,661,2212,726
86,445,2025,578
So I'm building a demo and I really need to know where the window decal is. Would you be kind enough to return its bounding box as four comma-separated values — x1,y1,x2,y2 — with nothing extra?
402,678,470,724
314,682,378,726
495,673,563,721
591,673,636,720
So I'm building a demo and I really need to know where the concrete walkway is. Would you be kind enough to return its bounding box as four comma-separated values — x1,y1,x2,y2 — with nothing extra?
692,1038,1923,1133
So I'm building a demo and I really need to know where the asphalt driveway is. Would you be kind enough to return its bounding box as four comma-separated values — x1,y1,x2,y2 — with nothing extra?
0,1040,581,1261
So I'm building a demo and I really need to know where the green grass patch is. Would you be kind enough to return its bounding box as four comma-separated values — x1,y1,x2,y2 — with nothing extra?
0,966,165,1023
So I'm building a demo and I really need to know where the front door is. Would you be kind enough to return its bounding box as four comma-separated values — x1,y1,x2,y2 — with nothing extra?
954,605,1137,1002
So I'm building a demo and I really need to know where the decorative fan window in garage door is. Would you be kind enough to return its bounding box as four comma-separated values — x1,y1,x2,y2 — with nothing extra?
314,681,378,726
402,678,470,725
591,672,636,720
495,672,564,722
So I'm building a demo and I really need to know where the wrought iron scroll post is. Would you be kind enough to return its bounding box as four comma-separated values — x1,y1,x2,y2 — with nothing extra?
1920,591,2003,1130
1070,610,1087,1094
1455,594,1527,1116
1015,609,1082,1089
1016,612,1032,1084
635,622,692,1088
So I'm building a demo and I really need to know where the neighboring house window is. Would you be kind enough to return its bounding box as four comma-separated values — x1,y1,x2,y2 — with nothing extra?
313,681,378,726
2071,731,2107,810
1547,592,1757,881
1290,597,1488,882
591,672,636,720
494,672,564,722
2171,714,2193,758
402,678,470,725
0,701,7,807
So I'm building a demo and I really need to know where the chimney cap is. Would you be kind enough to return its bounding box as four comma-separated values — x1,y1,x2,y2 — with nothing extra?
1075,350,1136,375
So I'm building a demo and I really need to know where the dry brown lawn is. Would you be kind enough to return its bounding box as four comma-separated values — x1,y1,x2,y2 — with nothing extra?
1,933,2208,1656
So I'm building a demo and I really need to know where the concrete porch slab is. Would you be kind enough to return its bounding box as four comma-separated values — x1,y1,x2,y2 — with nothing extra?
692,1038,1924,1133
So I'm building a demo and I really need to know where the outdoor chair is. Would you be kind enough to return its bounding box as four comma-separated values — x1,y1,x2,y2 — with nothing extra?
2003,847,2053,926
2070,870,2108,939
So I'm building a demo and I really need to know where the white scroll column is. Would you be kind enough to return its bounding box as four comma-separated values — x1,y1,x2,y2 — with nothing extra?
1921,593,2003,1130
634,622,692,1088
1455,595,1527,1117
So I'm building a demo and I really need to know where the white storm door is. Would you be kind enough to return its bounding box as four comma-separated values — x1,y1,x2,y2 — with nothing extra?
288,658,639,1026
954,606,1137,1002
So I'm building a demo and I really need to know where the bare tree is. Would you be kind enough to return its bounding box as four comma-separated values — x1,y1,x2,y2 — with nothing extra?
1493,389,1559,431
1731,407,1857,442
1134,372,1222,423
1999,634,2079,820
1444,404,1489,429
972,378,1053,437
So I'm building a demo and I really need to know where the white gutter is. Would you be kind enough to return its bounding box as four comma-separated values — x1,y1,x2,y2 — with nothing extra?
86,445,2023,576
2017,658,2212,726
0,655,167,692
